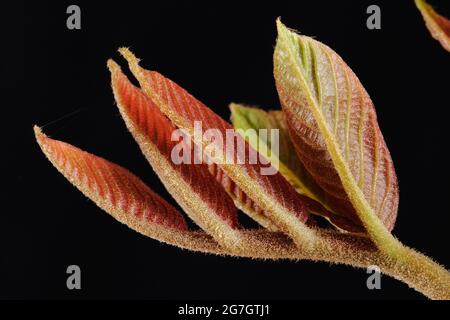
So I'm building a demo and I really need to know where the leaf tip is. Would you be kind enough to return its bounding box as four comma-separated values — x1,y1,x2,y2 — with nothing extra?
33,124,42,136
229,103,253,127
415,0,433,16
107,58,121,73
414,0,450,52
276,17,286,36
229,103,241,125
118,47,140,66
414,0,426,10
33,125,46,145
228,102,241,114
34,126,54,165
276,18,302,39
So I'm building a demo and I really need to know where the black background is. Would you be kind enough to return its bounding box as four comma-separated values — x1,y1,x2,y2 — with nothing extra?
2,0,450,300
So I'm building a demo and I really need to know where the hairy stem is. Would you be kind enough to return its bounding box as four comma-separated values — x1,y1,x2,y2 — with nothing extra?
123,215,449,300
308,233,450,300
182,229,450,300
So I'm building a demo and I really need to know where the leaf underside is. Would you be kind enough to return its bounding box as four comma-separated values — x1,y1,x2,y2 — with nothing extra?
118,48,317,248
274,20,399,234
109,60,246,250
34,126,225,253
416,0,450,52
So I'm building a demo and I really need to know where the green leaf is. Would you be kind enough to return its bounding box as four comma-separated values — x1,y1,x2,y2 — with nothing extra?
230,103,365,231
230,103,320,199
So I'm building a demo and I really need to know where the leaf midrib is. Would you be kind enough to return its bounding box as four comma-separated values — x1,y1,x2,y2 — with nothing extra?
277,25,400,254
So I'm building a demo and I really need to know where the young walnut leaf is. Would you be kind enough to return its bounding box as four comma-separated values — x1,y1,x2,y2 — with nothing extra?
274,20,399,250
108,59,244,251
230,103,322,200
230,103,363,232
416,0,450,52
118,48,318,249
33,126,222,254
